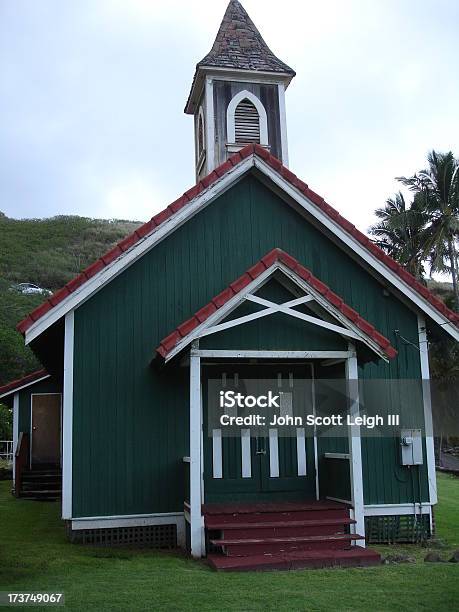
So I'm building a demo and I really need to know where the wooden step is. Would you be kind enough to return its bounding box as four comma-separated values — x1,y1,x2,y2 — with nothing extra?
20,496,61,502
22,487,61,493
20,488,62,495
211,533,364,556
205,517,356,530
207,546,381,571
203,500,348,515
207,518,356,539
22,475,62,478
205,509,349,523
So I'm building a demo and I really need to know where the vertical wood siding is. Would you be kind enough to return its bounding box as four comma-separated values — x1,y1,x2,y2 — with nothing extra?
72,174,429,517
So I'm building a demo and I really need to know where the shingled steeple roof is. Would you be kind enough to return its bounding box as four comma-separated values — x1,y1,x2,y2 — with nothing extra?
198,0,295,75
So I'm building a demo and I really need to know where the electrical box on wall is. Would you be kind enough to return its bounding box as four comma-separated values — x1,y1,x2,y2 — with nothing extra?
400,429,423,465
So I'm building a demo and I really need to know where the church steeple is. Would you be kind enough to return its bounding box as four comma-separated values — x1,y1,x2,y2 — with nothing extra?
185,0,295,180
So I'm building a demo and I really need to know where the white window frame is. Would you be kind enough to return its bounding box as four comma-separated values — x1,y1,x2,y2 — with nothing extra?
226,90,268,147
197,107,205,155
196,106,206,170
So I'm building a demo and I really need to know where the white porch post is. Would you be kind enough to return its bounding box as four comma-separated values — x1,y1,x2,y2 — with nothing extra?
12,392,19,485
418,315,437,515
189,341,203,557
62,311,74,520
346,344,365,545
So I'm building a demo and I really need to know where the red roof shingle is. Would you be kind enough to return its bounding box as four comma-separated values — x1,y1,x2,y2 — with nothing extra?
0,369,49,397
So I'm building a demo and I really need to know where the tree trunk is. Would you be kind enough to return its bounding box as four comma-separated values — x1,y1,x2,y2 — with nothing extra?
448,238,459,311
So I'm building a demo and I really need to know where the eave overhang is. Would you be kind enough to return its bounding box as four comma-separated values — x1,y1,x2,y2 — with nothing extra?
184,66,294,115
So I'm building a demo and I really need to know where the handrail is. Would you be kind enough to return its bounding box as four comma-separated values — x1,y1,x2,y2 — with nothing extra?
324,452,350,460
0,440,13,463
14,432,29,497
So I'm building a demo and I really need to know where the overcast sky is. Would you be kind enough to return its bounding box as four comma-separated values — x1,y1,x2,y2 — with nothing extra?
1,0,458,235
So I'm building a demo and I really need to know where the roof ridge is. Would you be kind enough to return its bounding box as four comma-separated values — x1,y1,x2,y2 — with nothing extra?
156,247,398,360
17,144,459,336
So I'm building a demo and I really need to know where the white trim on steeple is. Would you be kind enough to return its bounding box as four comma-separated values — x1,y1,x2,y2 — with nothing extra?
278,83,289,167
204,77,215,173
227,90,268,147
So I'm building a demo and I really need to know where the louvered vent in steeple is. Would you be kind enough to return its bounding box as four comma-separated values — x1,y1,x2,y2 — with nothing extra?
234,99,260,144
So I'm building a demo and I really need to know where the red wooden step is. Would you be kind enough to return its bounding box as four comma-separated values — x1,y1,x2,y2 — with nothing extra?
203,500,348,515
205,517,356,529
207,546,381,572
211,533,364,556
204,509,349,523
207,518,356,540
216,526,349,539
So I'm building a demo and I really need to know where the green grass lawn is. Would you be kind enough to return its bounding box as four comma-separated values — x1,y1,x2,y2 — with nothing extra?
0,474,458,611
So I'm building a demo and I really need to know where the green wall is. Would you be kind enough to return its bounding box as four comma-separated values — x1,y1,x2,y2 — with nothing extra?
72,172,429,517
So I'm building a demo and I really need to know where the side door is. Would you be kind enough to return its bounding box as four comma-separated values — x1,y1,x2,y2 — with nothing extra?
31,394,61,465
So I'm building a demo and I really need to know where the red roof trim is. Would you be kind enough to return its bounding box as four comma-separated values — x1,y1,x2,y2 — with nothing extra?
156,248,399,361
17,144,459,336
0,369,49,397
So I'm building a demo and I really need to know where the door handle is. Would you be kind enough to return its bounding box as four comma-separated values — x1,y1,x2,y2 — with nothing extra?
255,437,266,455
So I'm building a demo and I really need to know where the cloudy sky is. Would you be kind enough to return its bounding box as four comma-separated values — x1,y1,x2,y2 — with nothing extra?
1,0,458,234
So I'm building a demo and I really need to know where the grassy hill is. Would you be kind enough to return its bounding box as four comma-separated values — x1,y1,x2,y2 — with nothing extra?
0,212,141,385
0,211,456,388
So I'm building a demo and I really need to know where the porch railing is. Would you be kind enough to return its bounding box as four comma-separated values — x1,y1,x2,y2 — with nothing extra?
0,440,13,464
14,432,29,497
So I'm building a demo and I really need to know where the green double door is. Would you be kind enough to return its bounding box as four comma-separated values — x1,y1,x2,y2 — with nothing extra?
203,363,316,503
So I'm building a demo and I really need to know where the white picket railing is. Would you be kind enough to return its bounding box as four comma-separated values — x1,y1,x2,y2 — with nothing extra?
0,440,13,464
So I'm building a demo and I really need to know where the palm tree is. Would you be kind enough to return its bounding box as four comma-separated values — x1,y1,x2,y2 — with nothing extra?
370,191,427,279
398,151,459,310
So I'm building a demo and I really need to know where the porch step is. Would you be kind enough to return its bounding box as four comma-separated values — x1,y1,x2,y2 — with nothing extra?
22,471,61,478
18,468,62,501
203,500,380,570
203,500,347,514
22,481,61,490
203,501,350,524
19,489,61,501
207,546,381,572
211,533,364,556
206,517,356,529
206,518,356,540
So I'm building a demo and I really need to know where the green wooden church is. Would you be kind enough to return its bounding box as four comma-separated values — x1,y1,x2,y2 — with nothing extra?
2,0,458,571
